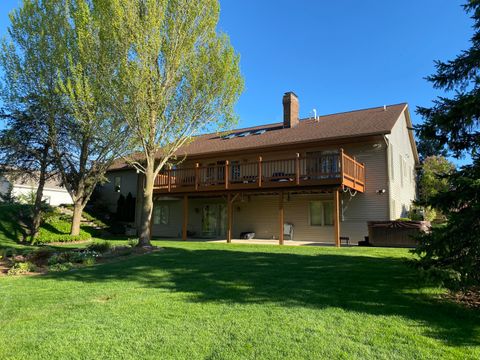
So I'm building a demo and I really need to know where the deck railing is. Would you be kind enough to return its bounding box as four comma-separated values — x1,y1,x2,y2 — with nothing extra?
154,150,365,193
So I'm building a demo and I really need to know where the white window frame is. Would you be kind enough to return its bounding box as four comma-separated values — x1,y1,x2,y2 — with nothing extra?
309,201,334,227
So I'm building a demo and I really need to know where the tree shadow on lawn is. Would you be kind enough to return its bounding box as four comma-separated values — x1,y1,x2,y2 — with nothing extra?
0,207,28,245
40,246,479,347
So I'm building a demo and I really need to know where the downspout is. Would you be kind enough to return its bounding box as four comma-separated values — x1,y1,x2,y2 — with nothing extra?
384,135,392,220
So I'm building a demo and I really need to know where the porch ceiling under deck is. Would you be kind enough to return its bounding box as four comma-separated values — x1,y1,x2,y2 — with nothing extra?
153,186,341,200
153,185,346,248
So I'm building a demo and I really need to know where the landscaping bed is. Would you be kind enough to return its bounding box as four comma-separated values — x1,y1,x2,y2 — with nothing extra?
0,241,161,276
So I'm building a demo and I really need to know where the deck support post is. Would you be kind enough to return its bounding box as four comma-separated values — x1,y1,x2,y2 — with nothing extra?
353,156,357,189
167,166,172,192
295,153,300,185
279,191,284,245
227,193,232,243
195,163,200,191
340,148,345,184
225,160,230,189
333,188,340,247
258,156,263,187
182,194,188,241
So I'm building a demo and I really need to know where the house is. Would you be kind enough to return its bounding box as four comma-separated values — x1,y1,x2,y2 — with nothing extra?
0,171,73,206
100,92,419,245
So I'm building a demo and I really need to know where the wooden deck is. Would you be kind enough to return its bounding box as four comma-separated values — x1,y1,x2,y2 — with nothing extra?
153,149,365,194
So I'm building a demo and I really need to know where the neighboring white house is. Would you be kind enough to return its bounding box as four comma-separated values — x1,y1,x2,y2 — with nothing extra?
0,172,73,206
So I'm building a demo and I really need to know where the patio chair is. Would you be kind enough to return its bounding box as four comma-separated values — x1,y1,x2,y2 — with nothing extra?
284,223,294,240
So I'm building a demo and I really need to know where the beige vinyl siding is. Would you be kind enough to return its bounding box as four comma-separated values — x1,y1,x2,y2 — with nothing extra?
151,198,183,238
232,194,334,242
386,111,417,219
338,141,390,242
100,170,139,213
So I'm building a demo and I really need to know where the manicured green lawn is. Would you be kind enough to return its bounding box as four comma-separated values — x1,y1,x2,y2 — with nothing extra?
1,240,479,359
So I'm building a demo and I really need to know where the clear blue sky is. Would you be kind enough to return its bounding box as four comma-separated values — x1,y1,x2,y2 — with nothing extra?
0,0,474,162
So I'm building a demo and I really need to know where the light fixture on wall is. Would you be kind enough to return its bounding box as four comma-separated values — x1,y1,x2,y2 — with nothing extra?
376,189,386,195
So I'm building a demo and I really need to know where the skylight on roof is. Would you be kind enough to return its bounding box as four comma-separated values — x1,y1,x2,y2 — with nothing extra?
254,129,266,135
222,133,236,140
238,131,251,137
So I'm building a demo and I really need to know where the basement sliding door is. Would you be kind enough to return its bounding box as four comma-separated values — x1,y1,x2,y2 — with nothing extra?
201,204,226,238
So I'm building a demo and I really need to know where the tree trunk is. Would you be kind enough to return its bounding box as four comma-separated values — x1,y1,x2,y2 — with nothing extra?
138,163,155,247
70,200,85,236
30,144,50,243
30,171,46,242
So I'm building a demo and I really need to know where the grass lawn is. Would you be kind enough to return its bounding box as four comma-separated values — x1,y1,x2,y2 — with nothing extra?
0,239,479,359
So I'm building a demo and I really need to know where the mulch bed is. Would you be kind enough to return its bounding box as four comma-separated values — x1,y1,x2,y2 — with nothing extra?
47,240,93,246
444,288,480,309
0,246,163,277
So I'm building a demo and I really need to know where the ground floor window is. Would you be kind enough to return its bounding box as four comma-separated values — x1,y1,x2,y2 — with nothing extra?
201,204,226,237
153,203,169,225
309,201,334,226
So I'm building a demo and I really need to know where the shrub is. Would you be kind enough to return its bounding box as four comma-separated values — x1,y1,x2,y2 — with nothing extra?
87,241,111,253
127,238,138,248
49,262,74,272
47,250,99,266
7,262,36,276
47,253,67,266
36,215,91,243
0,248,16,259
27,248,54,266
70,250,99,263
82,257,96,266
38,234,91,243
409,205,437,222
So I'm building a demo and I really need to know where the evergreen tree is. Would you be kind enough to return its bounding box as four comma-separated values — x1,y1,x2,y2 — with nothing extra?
116,194,126,221
415,1,480,289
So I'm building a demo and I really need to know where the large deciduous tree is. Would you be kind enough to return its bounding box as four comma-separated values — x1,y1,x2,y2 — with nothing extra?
53,0,131,235
113,0,243,246
0,0,67,241
417,156,455,204
415,1,480,289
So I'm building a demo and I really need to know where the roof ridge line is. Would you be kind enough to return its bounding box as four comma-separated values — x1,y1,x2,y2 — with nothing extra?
195,102,407,138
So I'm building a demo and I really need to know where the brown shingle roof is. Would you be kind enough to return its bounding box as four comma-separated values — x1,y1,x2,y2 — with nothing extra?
176,103,407,156
109,103,408,170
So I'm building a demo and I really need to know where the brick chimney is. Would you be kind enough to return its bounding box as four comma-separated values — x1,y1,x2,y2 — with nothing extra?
283,92,299,128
